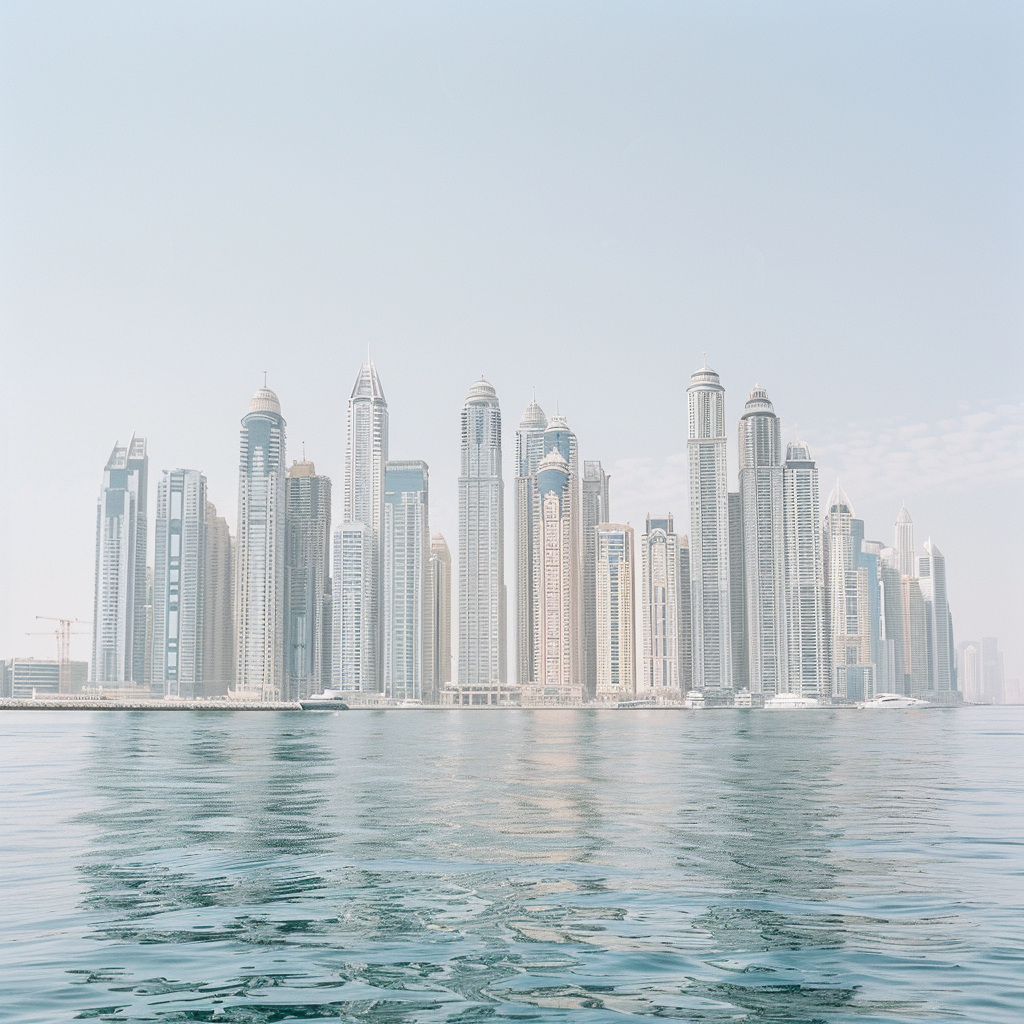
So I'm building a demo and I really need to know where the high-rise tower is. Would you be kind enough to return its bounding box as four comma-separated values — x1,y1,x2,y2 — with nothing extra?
153,469,207,698
738,385,787,696
341,360,388,692
687,362,732,690
429,534,452,700
515,394,548,685
781,441,826,697
203,501,234,697
640,514,681,697
235,387,287,700
581,461,610,701
92,436,149,684
594,524,635,701
459,379,506,686
895,505,915,578
918,538,954,696
285,460,332,700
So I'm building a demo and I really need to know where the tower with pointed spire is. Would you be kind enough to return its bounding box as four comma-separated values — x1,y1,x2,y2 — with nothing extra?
515,393,548,685
895,505,915,578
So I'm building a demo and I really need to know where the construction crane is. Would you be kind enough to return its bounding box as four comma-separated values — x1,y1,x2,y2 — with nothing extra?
26,617,90,694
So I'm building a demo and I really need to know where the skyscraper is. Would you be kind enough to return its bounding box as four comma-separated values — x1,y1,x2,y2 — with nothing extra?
235,386,287,700
515,394,548,686
341,360,388,693
782,441,826,698
678,536,693,692
530,448,582,700
594,524,635,701
902,575,929,696
203,501,234,697
918,538,954,696
728,492,748,691
458,379,506,687
582,461,610,701
153,469,207,698
640,514,681,697
384,460,430,702
687,362,732,690
284,460,332,700
878,558,907,695
92,436,148,684
895,505,915,578
334,523,374,691
429,534,452,701
738,385,787,696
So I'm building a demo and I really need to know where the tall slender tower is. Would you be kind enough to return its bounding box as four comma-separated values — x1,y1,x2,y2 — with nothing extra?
235,387,287,700
738,385,787,696
678,536,693,692
781,441,826,697
92,436,148,684
640,514,681,696
687,362,732,690
895,505,915,578
531,448,582,700
459,379,506,686
429,534,452,700
515,395,548,685
581,461,610,701
594,524,635,701
284,460,332,700
203,501,235,697
918,539,953,696
153,469,207,698
341,360,388,692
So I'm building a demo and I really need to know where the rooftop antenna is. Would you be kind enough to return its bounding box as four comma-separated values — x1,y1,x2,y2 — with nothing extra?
263,370,267,387
703,350,707,368
302,441,306,461
367,343,371,365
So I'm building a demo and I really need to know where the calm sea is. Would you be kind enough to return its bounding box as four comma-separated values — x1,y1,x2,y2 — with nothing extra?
2,707,1022,1023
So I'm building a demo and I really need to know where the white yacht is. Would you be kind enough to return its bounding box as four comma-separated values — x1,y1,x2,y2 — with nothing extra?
764,693,820,710
857,693,931,709
683,690,706,709
299,689,350,710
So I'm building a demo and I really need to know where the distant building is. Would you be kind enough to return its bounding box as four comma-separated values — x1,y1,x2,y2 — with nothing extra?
918,539,954,696
879,560,907,695
384,460,430,702
594,523,635,701
9,659,60,699
285,461,332,700
902,575,929,697
582,461,610,700
334,522,374,692
980,637,1004,704
640,514,681,698
728,492,748,692
429,534,452,701
958,640,981,702
92,436,148,684
687,363,732,690
203,502,235,697
153,469,207,698
235,387,287,700
678,536,693,692
458,379,506,688
895,504,915,578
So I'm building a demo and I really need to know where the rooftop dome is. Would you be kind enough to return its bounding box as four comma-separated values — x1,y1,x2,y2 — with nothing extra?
466,377,498,403
537,448,569,471
545,413,570,432
742,383,774,415
248,386,282,416
520,394,547,429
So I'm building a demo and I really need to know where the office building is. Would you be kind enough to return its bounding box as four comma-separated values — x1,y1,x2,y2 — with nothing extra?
153,469,207,698
728,492,748,691
458,379,506,687
334,523,374,691
429,534,452,701
918,539,954,696
594,524,635,701
687,362,733,689
640,514,681,697
678,536,693,692
235,386,287,700
285,461,332,700
902,575,929,697
895,504,915,578
515,394,548,686
92,436,148,684
203,502,235,696
738,385,787,696
384,460,430,702
582,461,610,700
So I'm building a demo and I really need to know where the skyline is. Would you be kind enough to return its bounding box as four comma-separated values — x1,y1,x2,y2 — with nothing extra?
2,3,1020,680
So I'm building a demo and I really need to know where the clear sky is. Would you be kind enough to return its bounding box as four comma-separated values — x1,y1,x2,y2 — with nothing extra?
1,2,1021,683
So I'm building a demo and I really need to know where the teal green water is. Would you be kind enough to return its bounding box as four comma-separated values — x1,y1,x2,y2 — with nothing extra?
2,708,1022,1022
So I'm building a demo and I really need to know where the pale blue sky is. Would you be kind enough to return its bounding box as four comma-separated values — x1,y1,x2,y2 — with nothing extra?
1,2,1021,679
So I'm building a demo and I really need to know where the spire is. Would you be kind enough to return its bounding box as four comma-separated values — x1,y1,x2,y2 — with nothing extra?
350,360,386,402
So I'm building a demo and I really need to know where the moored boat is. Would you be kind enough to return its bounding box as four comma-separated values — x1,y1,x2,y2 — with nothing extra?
856,693,931,709
764,693,820,710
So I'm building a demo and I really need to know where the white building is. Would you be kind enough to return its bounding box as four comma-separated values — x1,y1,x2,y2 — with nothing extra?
738,385,787,696
595,523,635,701
895,504,915,578
429,534,452,701
334,522,374,691
92,436,148,684
919,538,954,697
458,379,507,687
153,469,207,698
515,394,548,686
384,460,430,702
640,514,681,697
203,501,234,697
781,441,826,697
235,387,287,700
340,360,388,693
687,362,733,690
678,536,693,692
582,461,610,700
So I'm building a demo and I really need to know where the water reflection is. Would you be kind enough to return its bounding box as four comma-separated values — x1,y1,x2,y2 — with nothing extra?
0,707,1016,1021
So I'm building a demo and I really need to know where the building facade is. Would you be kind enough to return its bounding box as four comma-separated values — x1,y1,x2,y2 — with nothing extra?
203,501,234,697
285,461,332,700
515,395,548,686
235,387,287,700
594,523,635,701
918,538,954,697
582,461,610,700
429,534,452,701
153,469,207,698
384,460,430,702
687,364,733,690
92,436,149,684
678,536,693,692
640,514,681,697
458,380,506,687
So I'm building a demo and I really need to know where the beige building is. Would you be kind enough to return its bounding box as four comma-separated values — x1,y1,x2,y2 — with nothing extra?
595,524,635,701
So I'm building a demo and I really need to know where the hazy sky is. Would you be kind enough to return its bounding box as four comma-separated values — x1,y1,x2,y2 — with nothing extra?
2,2,1021,682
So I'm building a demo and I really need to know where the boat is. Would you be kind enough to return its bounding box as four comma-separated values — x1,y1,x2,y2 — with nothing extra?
764,693,820,710
856,693,931,709
683,690,705,709
299,689,350,710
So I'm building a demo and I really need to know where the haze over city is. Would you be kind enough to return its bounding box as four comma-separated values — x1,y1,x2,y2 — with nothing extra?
1,2,1020,684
